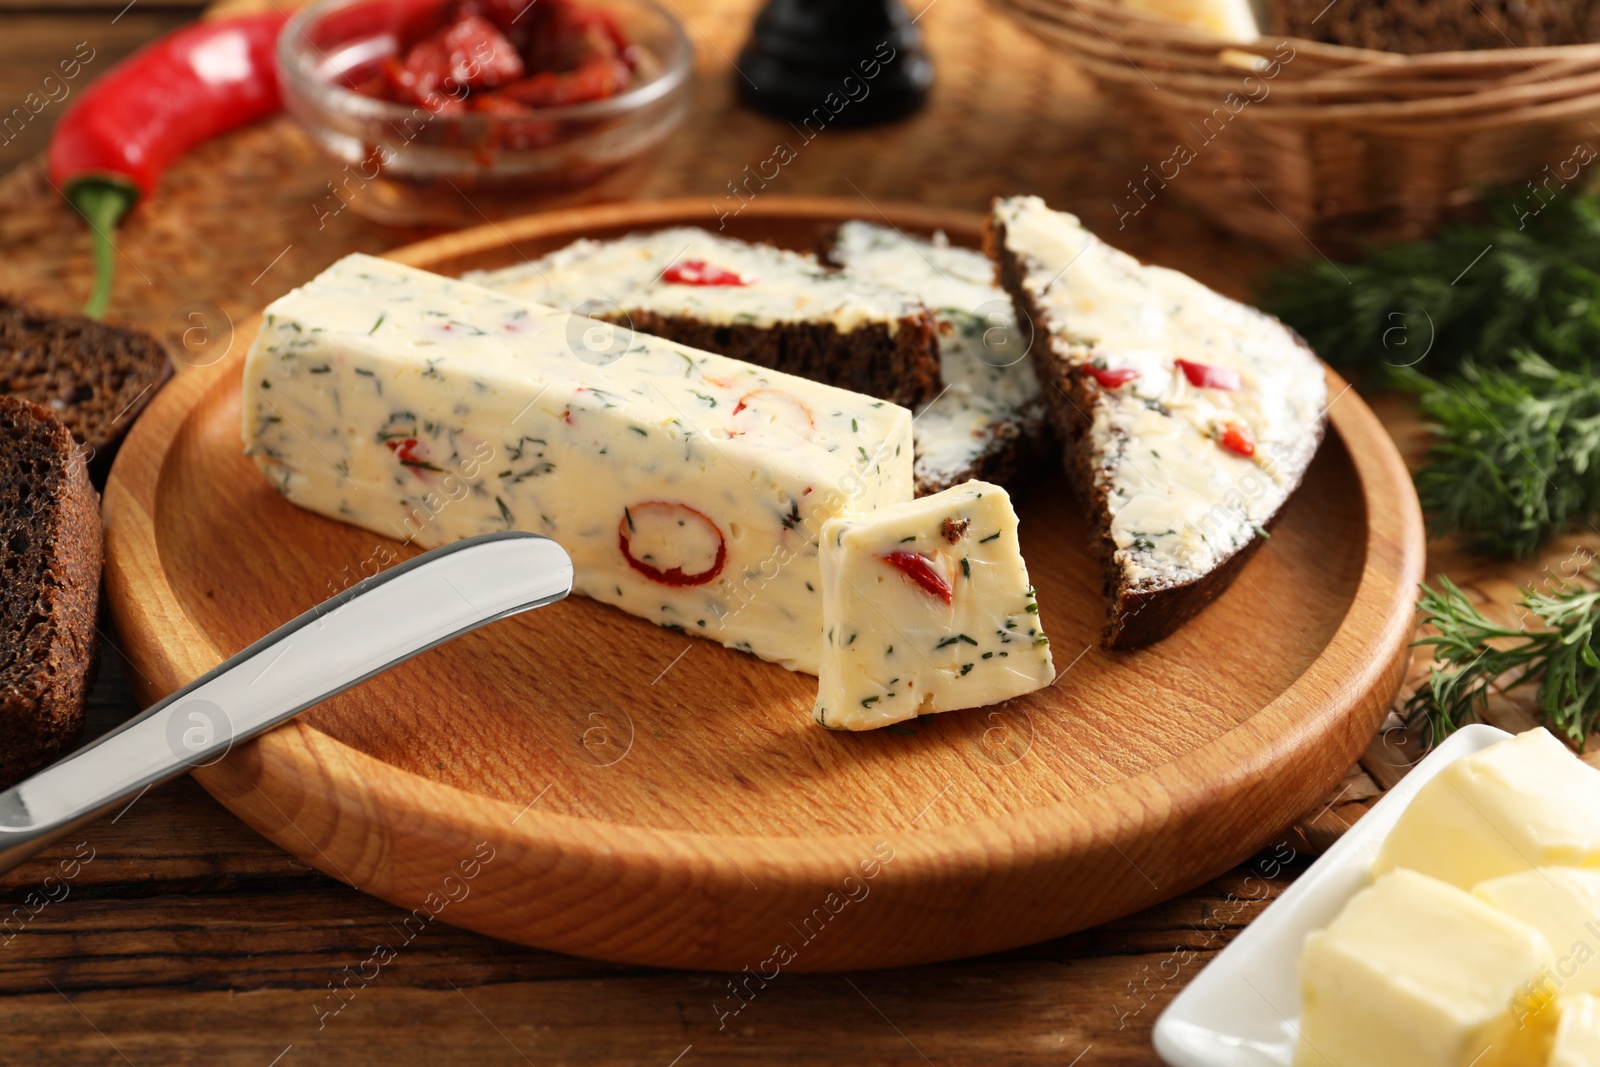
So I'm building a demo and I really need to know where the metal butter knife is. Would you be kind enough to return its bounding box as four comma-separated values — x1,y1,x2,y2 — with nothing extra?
0,531,573,875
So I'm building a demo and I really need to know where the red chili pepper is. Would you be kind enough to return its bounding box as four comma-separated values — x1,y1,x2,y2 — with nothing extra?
384,437,436,475
618,502,728,587
48,13,287,319
882,552,953,605
1175,359,1242,391
661,261,751,287
1218,421,1256,457
1084,364,1141,389
731,388,814,424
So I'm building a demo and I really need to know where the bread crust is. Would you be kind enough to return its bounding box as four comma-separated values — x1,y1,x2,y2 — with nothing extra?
987,212,1325,650
0,396,101,787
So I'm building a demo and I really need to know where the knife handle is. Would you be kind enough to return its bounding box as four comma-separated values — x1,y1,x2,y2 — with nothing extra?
0,531,573,875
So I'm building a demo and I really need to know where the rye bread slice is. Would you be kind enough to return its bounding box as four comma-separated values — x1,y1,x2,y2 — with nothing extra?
907,394,1052,496
462,227,943,408
0,297,172,481
0,396,101,787
821,220,1053,495
987,197,1327,649
616,310,941,409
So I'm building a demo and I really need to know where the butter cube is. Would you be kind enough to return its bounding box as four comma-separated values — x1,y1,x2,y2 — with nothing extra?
812,480,1053,731
1554,995,1600,1067
1295,869,1555,1067
1374,729,1600,888
1474,868,1600,998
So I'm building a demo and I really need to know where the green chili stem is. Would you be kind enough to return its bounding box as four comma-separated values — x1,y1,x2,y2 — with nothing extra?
65,178,138,320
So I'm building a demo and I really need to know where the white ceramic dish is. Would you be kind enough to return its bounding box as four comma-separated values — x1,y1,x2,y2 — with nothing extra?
1152,723,1514,1067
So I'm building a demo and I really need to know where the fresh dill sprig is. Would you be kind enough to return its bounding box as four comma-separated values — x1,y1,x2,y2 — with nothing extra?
1397,354,1600,558
1406,572,1600,743
1259,187,1600,556
1261,190,1600,377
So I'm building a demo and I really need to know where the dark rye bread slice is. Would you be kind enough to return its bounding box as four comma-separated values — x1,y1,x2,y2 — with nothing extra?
1271,0,1600,51
461,227,943,408
907,397,1053,496
987,196,1327,650
821,220,1054,496
0,297,172,482
615,310,940,408
0,397,101,787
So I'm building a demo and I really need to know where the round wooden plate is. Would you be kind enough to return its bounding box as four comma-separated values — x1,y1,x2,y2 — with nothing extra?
102,197,1424,972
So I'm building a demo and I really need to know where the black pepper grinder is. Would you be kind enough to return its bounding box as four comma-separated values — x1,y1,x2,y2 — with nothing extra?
736,0,933,127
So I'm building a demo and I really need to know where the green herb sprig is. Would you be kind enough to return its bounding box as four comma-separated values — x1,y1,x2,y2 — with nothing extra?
1406,571,1600,743
1261,188,1600,556
1263,191,1600,377
1402,354,1600,558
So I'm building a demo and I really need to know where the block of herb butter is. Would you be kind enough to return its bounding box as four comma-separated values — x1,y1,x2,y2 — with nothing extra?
1295,868,1556,1067
1472,867,1600,997
1373,728,1600,889
811,480,1053,731
1554,995,1600,1067
241,254,915,674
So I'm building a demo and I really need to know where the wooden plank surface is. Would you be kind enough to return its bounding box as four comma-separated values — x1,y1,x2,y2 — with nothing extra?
10,641,1311,1065
0,0,1585,1061
23,632,1313,1066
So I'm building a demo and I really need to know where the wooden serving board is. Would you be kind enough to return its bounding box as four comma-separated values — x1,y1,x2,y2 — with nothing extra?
101,197,1424,972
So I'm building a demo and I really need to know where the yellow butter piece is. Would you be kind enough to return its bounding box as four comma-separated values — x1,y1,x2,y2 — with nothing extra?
1555,995,1600,1067
1295,869,1555,1067
1374,729,1600,888
1474,867,1600,999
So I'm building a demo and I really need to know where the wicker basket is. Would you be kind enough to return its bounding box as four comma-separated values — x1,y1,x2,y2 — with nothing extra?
988,0,1600,253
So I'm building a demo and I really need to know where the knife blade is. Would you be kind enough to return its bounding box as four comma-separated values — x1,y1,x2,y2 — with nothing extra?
0,531,573,874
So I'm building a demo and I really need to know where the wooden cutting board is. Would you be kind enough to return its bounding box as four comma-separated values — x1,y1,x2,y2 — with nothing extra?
101,196,1424,972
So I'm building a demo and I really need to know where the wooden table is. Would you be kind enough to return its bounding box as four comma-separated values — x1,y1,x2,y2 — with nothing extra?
7,647,1310,1067
0,0,1584,1062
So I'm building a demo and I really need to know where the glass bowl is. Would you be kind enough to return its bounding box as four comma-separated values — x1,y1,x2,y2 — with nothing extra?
277,0,693,226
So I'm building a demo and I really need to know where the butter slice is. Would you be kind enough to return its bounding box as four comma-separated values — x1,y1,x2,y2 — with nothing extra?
1474,868,1600,998
1374,729,1600,888
1296,869,1556,1067
242,254,914,674
1555,995,1600,1067
465,227,925,335
812,480,1053,731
